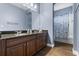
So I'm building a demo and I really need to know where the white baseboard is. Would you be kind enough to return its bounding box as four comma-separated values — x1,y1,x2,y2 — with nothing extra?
54,38,73,44
47,43,54,48
72,49,79,56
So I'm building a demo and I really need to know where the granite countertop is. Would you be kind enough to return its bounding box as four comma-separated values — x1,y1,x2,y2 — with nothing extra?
0,32,43,40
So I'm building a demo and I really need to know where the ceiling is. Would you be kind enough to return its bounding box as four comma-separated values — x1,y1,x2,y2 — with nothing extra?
11,3,38,13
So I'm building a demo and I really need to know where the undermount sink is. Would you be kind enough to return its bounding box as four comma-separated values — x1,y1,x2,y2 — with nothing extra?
0,30,43,39
15,33,27,36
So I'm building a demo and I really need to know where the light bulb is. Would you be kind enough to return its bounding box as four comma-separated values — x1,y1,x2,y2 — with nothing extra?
34,5,37,9
23,4,27,6
30,3,34,7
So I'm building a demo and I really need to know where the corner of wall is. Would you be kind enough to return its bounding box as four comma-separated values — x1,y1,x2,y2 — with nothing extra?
72,49,79,56
47,43,54,48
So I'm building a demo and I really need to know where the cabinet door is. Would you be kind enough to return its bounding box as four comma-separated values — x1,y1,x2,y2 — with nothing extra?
6,43,26,56
27,39,36,56
36,39,40,52
36,36,44,52
39,37,46,49
36,34,47,52
41,34,47,48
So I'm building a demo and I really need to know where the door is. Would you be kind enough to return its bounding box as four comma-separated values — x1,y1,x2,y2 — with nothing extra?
6,43,26,56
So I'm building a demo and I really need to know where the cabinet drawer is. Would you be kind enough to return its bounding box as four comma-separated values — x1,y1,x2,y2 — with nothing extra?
6,35,36,47
6,43,26,56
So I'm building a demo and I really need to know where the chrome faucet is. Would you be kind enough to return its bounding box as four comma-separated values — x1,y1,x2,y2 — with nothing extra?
16,30,22,35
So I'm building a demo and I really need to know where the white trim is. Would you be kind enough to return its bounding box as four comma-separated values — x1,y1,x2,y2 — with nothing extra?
72,49,79,56
54,38,73,44
47,43,54,48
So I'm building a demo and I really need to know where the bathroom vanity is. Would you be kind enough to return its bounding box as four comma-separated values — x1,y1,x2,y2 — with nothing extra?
0,31,48,56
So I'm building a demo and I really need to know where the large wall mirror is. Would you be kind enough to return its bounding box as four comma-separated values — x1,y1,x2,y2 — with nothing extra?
0,3,36,31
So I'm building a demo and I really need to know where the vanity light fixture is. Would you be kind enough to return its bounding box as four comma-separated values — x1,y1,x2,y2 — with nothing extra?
34,4,37,9
22,3,37,10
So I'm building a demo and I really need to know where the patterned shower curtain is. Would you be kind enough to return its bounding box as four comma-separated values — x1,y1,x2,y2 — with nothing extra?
54,6,72,40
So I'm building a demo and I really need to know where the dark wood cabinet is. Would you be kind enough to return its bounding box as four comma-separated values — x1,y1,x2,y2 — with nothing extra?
36,39,40,52
0,32,47,56
42,33,47,48
27,39,36,56
0,40,6,56
6,43,26,56
36,33,47,52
